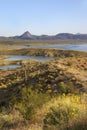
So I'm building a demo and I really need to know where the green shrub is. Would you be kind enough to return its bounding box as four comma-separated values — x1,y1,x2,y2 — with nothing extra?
14,88,50,121
43,105,79,130
43,94,87,130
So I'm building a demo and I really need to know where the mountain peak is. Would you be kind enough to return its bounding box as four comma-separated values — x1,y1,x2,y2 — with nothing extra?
22,31,32,36
20,31,32,39
9,31,87,40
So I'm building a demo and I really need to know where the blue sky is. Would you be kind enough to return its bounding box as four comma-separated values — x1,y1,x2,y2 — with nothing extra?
0,0,87,36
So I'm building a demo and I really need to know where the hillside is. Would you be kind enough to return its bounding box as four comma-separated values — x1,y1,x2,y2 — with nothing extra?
0,47,87,130
0,55,87,130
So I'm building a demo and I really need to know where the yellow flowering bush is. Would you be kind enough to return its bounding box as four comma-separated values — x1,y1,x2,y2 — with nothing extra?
43,94,87,130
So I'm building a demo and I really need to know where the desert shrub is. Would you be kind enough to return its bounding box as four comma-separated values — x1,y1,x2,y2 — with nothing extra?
67,117,87,130
43,105,79,130
13,87,50,121
57,82,67,93
57,82,76,94
67,61,73,66
43,94,87,130
0,109,22,129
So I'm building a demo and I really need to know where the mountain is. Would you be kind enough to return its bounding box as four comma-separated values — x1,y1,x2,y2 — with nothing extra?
1,31,87,40
55,33,87,40
18,31,35,40
15,32,87,40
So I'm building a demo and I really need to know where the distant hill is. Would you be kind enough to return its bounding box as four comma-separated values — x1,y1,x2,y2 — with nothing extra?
1,31,87,40
18,31,35,40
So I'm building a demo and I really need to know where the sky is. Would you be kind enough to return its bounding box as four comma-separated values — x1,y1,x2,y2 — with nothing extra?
0,0,87,36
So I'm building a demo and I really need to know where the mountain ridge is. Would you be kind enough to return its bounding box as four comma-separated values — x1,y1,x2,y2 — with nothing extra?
1,31,87,40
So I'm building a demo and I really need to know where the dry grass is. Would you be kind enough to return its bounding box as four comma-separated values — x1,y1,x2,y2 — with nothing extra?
42,94,87,130
0,94,87,130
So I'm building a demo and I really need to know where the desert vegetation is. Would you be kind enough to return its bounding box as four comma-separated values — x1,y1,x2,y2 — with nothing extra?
0,41,87,130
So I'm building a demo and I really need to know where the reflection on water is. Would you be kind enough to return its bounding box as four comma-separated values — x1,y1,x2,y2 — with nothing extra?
0,65,21,70
24,44,87,52
5,55,53,62
0,55,53,70
1,44,87,70
6,55,30,61
57,44,87,51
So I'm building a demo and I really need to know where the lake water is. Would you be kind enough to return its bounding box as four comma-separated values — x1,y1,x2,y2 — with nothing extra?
0,65,21,70
0,44,87,70
55,44,87,51
5,55,53,62
0,55,53,70
25,44,87,52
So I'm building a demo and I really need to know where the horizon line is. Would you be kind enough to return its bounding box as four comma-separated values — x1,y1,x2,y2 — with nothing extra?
0,31,87,37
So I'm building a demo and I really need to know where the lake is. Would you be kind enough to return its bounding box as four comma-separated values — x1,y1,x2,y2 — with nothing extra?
0,55,53,70
0,65,21,70
0,44,87,70
25,44,87,52
5,55,53,62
